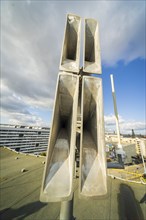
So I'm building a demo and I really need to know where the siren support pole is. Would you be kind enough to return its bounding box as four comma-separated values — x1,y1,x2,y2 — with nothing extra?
110,74,122,148
60,195,74,220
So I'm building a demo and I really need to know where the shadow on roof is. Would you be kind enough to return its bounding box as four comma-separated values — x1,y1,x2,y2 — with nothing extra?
118,184,144,220
0,201,47,220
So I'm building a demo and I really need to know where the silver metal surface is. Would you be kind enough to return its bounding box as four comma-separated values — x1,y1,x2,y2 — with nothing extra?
40,72,79,202
110,74,121,147
60,14,81,73
40,14,107,207
83,19,101,74
79,76,107,198
60,196,74,220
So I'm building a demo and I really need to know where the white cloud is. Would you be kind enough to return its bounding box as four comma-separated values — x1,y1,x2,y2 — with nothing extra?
104,114,124,125
1,81,53,126
1,108,49,127
104,114,146,134
9,113,48,127
5,112,49,127
99,1,145,65
120,121,146,133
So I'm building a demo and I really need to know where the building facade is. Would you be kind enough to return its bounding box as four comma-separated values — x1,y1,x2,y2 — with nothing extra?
0,124,50,154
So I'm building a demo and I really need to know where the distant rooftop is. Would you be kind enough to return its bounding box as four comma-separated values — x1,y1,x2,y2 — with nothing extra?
0,124,50,130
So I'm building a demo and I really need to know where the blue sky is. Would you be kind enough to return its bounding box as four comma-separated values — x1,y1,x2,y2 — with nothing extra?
1,1,146,134
103,58,145,120
102,58,145,134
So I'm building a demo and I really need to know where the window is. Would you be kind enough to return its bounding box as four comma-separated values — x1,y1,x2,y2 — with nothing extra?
19,134,24,137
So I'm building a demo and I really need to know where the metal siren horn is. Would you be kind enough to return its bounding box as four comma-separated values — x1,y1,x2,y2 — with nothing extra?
60,14,81,73
79,76,107,198
40,72,79,202
83,19,101,74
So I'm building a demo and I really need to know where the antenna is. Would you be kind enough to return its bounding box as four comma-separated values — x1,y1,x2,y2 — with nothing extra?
110,74,122,148
110,74,126,164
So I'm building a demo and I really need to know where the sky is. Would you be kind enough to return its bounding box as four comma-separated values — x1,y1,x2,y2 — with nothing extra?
1,0,146,135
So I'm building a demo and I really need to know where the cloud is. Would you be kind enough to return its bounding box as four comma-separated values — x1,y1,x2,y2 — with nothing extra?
2,109,48,127
99,1,145,65
1,82,52,126
104,114,124,126
104,114,146,134
120,121,146,132
1,1,145,127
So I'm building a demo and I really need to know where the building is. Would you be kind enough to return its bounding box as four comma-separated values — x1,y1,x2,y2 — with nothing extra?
105,133,137,145
0,124,50,154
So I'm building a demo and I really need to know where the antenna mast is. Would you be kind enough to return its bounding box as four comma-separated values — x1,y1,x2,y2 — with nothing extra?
110,74,122,148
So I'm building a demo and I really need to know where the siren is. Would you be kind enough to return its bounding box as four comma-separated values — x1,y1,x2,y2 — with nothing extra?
60,14,81,73
79,76,107,198
40,72,79,202
83,19,101,74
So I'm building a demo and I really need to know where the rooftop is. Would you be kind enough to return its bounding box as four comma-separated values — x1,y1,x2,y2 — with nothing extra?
0,147,145,220
0,124,50,130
